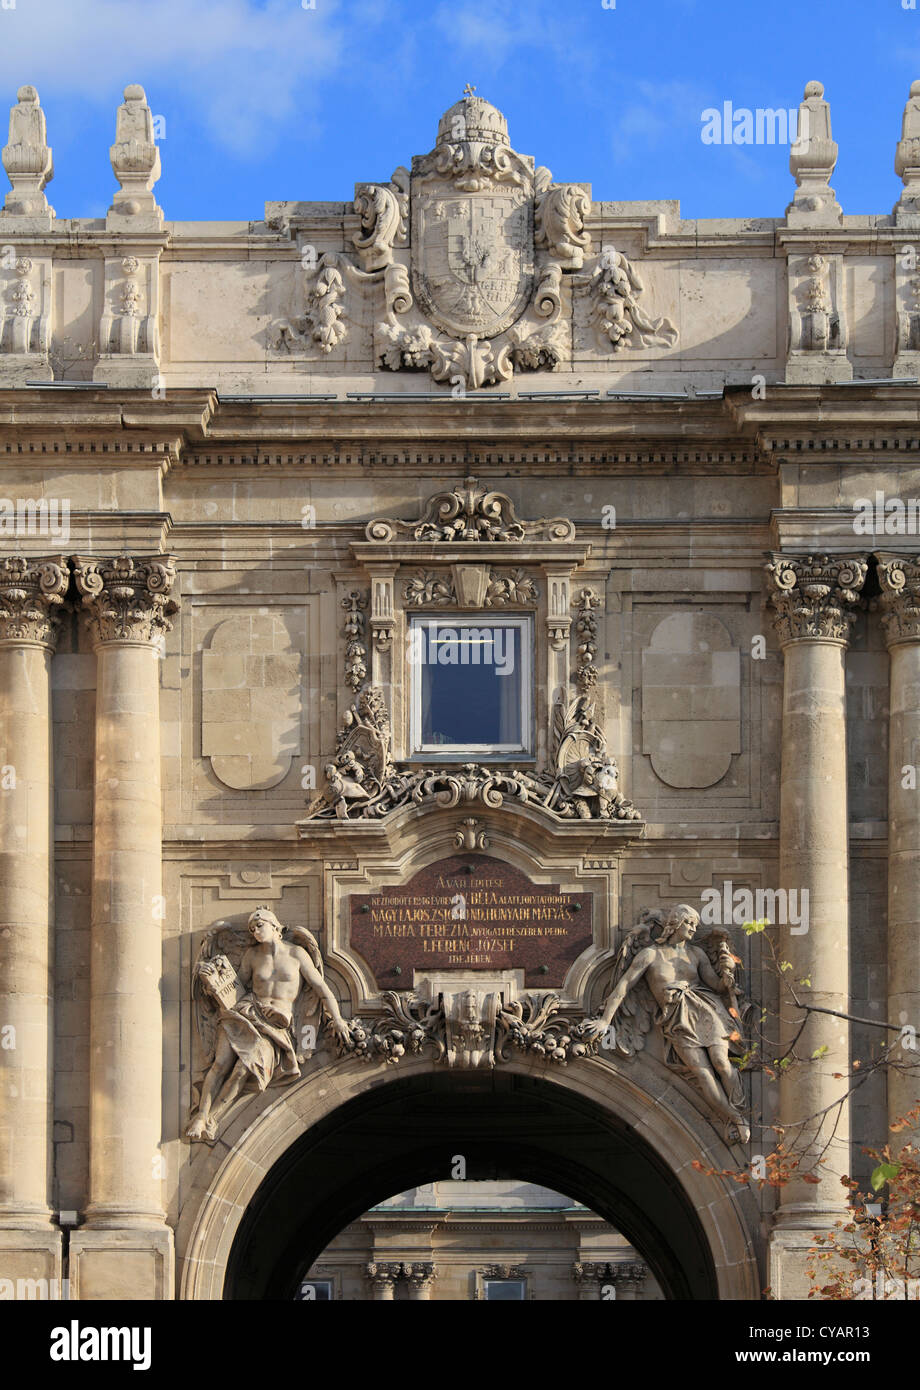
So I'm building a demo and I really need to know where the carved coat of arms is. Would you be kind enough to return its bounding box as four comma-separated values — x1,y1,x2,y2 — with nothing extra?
412,188,533,339
271,89,678,387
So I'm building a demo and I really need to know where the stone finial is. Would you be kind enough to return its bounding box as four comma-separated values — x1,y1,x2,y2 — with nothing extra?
786,80,842,225
108,83,162,223
2,85,54,219
894,80,920,221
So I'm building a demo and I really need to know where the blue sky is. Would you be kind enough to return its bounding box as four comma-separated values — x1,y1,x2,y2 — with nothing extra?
1,0,918,222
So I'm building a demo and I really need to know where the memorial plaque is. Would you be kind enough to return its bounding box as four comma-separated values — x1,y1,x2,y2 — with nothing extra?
349,853,593,988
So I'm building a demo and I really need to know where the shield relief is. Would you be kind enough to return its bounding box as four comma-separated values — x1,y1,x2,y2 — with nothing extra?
411,182,534,339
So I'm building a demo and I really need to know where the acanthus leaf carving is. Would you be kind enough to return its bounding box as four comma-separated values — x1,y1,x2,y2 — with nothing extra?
877,553,920,645
534,172,591,270
367,475,574,544
766,552,867,644
72,553,178,646
584,247,678,353
402,565,539,608
0,553,68,645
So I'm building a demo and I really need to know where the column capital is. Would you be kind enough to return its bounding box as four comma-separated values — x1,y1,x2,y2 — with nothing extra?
876,553,920,646
766,552,867,645
365,1261,400,1293
72,554,178,646
0,554,68,647
404,1261,436,1293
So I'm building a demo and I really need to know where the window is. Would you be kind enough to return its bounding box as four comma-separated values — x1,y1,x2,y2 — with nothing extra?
409,616,532,759
483,1279,527,1301
297,1279,333,1301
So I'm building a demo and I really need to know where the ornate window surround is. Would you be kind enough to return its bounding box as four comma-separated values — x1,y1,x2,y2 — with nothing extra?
302,475,644,836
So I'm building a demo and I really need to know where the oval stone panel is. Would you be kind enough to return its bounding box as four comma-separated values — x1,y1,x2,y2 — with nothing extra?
201,612,303,790
641,612,740,789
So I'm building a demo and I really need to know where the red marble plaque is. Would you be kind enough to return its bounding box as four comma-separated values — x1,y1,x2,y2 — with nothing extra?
349,853,593,988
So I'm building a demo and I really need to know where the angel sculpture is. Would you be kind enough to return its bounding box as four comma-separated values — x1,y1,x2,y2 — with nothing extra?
579,904,751,1145
186,906,352,1144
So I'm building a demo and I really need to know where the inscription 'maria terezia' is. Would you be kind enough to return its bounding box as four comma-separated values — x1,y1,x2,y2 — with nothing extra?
349,853,592,987
413,191,534,339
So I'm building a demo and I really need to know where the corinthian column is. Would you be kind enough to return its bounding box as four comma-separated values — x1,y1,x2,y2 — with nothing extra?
766,553,867,1298
69,555,177,1301
877,554,920,1132
0,556,68,1287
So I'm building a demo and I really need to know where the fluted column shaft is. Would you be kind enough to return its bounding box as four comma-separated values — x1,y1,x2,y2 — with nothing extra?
878,555,920,1132
767,554,866,1223
73,556,176,1228
0,557,67,1227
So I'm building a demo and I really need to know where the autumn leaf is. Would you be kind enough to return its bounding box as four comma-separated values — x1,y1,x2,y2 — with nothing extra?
870,1162,901,1192
802,1174,822,1184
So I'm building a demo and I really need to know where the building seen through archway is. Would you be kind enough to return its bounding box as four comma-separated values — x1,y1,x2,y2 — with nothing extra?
300,1180,663,1301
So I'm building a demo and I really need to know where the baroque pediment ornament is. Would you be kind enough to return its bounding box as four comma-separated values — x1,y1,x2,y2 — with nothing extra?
366,475,574,544
766,553,867,644
270,91,677,385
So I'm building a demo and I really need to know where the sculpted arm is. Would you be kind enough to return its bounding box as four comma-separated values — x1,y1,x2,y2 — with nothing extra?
694,946,728,993
599,948,656,1027
297,949,351,1042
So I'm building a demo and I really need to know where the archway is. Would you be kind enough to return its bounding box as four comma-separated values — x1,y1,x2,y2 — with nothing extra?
223,1068,726,1300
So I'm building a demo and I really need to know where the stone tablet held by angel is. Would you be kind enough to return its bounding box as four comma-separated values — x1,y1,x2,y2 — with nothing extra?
186,906,351,1144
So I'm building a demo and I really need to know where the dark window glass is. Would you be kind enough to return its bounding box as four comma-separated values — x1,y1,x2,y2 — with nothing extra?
484,1279,527,1300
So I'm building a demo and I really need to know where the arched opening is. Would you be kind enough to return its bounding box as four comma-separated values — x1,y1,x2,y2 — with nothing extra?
224,1068,721,1299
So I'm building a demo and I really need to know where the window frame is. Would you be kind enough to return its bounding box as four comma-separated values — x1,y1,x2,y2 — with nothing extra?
407,613,534,762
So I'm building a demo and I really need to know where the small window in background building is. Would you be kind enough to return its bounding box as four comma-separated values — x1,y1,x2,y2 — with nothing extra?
409,616,532,758
297,1279,333,1300
483,1278,527,1300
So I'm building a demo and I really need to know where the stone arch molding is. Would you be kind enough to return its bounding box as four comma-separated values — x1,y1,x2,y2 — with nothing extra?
177,1053,760,1301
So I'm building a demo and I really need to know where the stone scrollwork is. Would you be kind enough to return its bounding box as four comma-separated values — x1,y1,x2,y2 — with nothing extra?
341,987,587,1069
306,566,640,825
877,554,920,645
72,553,178,645
455,817,489,850
0,554,68,645
766,552,867,644
352,170,409,272
367,475,574,544
186,906,351,1143
402,565,538,608
534,169,591,270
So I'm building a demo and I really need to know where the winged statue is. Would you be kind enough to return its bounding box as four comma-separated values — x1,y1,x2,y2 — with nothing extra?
186,906,351,1143
579,904,753,1145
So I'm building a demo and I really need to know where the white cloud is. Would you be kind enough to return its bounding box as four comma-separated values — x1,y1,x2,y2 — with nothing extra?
0,0,347,156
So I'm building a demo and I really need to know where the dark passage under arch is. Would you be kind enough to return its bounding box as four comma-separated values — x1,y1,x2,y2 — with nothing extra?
225,1069,719,1299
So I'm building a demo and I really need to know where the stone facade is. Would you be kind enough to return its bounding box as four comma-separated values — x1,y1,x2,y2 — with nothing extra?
305,1182,663,1300
0,81,917,1301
